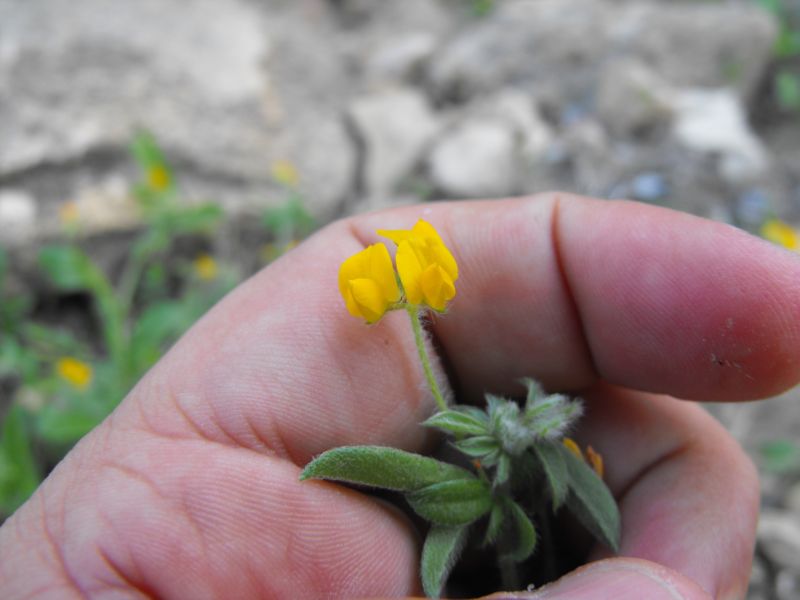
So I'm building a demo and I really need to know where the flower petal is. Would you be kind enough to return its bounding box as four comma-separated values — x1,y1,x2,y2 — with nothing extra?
349,278,388,323
396,239,425,304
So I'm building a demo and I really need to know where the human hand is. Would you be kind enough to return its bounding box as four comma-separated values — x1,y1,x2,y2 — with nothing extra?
1,194,798,599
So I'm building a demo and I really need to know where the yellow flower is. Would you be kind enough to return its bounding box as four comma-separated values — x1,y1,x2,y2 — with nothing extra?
338,243,400,323
147,165,171,191
761,218,798,251
193,254,218,280
378,220,458,312
271,159,300,188
56,357,93,390
59,201,80,226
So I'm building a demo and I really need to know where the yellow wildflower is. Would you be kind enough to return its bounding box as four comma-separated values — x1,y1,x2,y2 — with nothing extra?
271,159,300,188
56,357,92,390
378,220,458,312
147,165,171,191
59,201,80,226
562,437,583,461
193,254,218,280
761,218,798,251
338,243,400,323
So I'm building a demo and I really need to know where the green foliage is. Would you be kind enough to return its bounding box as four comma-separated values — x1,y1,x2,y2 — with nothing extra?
421,525,469,599
300,445,474,491
302,380,621,596
561,444,621,552
776,70,800,111
406,479,493,526
760,439,800,473
754,0,800,113
1,131,313,517
0,406,40,515
532,442,569,509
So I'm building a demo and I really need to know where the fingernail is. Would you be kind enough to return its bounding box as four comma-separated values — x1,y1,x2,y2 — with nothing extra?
490,558,711,600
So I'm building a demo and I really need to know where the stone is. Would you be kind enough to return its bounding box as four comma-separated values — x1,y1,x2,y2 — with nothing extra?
596,59,675,138
364,32,437,84
758,510,800,572
0,190,37,243
611,2,777,100
672,88,769,185
471,90,554,163
348,88,439,197
428,119,516,198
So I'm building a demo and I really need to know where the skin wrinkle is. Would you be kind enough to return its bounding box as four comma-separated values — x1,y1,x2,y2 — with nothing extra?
548,194,600,386
38,491,89,599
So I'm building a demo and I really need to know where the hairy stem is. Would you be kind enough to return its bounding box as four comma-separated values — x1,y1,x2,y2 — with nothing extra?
406,305,447,412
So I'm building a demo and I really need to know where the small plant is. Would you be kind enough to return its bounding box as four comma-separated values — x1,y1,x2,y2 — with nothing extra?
301,220,620,597
755,0,800,112
0,133,235,515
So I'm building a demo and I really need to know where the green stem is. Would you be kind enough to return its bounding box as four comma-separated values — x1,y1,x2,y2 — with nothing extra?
406,305,447,412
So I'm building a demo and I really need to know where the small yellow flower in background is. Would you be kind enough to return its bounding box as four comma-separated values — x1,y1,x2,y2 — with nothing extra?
338,243,400,323
378,220,458,312
761,218,798,251
147,165,171,191
56,357,93,390
271,159,300,188
563,437,583,460
59,201,80,226
193,254,218,280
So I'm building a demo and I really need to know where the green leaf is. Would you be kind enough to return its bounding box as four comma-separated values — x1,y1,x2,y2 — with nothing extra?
36,406,102,445
407,478,493,526
38,246,97,291
421,525,469,599
453,435,499,458
300,445,474,491
776,70,800,112
504,499,537,562
483,502,505,546
760,439,800,473
129,301,189,373
494,453,511,487
165,204,223,235
422,409,488,436
532,442,569,508
561,444,621,551
0,247,7,287
0,405,41,514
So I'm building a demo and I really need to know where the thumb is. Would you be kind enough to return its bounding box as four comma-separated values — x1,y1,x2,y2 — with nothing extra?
484,558,713,600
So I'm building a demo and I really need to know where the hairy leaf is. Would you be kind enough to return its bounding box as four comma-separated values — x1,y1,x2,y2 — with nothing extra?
483,501,505,546
421,525,469,599
504,499,537,562
532,442,568,509
407,478,493,526
561,444,621,551
495,453,511,487
423,409,488,436
453,435,499,458
300,446,474,491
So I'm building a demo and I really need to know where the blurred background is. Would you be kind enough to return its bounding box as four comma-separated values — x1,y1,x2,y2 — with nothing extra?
1,0,799,596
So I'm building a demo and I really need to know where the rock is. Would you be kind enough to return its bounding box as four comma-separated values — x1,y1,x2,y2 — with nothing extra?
611,2,777,100
630,172,669,202
0,190,37,243
428,119,516,198
472,90,554,163
735,188,771,227
364,32,437,84
427,0,609,103
69,177,141,234
758,510,800,572
672,88,769,185
426,0,776,107
596,59,675,138
348,88,439,198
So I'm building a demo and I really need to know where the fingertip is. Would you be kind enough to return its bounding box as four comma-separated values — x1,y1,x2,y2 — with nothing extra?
501,558,712,600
